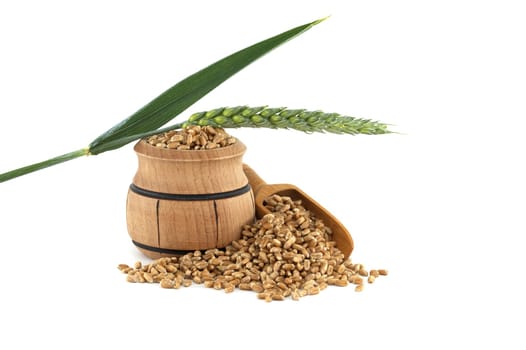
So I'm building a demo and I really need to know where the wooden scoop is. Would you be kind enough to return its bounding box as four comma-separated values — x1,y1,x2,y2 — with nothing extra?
243,164,354,259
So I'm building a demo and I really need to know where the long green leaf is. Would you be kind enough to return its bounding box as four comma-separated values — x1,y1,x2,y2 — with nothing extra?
0,18,327,183
0,149,88,183
88,17,327,155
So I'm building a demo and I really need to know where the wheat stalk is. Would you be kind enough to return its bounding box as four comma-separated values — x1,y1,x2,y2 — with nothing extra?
0,18,325,183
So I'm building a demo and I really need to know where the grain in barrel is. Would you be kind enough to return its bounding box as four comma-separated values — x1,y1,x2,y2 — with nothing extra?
126,126,255,259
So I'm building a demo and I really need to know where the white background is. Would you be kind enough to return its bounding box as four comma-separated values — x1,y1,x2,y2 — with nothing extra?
1,0,525,348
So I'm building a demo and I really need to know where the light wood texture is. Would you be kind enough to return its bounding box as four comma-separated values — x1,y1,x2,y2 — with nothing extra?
133,140,249,194
126,190,161,258
157,200,218,251
242,164,354,260
215,191,256,247
126,140,255,258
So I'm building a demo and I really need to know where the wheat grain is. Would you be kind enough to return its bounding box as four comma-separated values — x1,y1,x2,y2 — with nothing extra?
119,194,387,301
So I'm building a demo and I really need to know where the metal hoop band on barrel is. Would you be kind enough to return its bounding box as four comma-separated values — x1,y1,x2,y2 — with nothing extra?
129,183,251,201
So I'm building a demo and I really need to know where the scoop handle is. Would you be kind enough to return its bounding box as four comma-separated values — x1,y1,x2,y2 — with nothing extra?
242,163,267,195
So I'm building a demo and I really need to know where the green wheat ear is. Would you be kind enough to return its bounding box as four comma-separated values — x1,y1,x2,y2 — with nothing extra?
182,106,392,135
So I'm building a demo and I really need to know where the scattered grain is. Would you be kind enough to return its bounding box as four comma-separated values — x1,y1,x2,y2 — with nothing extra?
160,278,174,289
119,194,387,301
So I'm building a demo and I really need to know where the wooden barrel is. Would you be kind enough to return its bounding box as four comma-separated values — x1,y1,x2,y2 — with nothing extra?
126,139,255,258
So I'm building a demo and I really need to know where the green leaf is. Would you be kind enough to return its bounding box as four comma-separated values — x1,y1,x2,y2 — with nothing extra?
0,149,88,183
88,17,327,155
